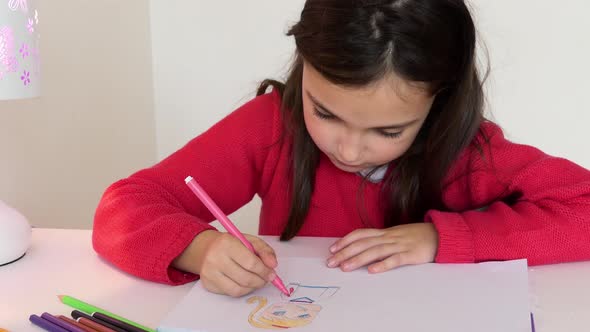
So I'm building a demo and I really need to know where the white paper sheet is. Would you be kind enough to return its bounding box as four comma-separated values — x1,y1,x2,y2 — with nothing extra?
158,258,531,332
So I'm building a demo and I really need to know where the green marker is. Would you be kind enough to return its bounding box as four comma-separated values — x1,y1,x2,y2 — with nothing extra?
58,295,156,332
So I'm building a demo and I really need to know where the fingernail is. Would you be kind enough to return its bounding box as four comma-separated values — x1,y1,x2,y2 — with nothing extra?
329,246,336,253
369,266,380,274
268,272,276,282
327,259,336,268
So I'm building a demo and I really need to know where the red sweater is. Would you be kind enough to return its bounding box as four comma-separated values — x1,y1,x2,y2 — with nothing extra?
93,90,590,285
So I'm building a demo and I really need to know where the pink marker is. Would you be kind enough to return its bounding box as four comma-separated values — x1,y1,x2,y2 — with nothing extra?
185,176,291,296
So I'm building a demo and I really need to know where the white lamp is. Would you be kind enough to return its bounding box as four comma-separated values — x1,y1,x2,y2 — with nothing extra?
0,0,40,266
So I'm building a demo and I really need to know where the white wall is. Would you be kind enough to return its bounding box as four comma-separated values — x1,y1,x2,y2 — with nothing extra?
471,1,590,168
149,1,590,234
0,1,156,229
150,1,306,158
149,1,306,234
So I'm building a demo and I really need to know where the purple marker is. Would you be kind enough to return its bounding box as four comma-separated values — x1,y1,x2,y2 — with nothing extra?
29,314,69,332
41,312,87,332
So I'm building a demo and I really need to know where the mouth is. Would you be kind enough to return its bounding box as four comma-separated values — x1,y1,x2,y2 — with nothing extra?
331,158,366,172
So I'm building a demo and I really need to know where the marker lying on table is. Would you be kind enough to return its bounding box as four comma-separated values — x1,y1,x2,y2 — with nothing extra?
58,295,154,332
185,176,291,296
76,317,116,332
29,314,69,332
41,313,87,332
92,312,147,332
56,316,98,332
71,310,125,332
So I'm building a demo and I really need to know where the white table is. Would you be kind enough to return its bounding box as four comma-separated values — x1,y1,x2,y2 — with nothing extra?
0,228,589,331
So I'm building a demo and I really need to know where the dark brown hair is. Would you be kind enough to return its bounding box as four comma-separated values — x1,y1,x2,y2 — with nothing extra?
257,0,487,241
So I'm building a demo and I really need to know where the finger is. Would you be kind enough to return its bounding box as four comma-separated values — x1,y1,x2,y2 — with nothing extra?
340,243,404,272
367,252,410,274
202,271,255,298
327,236,390,268
200,271,227,295
224,255,270,290
227,235,275,281
330,228,385,254
247,235,278,269
232,248,275,282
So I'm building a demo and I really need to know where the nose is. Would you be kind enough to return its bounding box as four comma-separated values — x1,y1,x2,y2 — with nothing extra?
337,132,363,164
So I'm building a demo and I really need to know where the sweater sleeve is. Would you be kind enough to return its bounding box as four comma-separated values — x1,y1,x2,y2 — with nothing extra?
92,91,283,285
427,122,590,265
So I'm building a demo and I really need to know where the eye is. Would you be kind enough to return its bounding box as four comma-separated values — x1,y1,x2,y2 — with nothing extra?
312,106,334,120
377,130,403,139
272,310,286,316
298,314,311,318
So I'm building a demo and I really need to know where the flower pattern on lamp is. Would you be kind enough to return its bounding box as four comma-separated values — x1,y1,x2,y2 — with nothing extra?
0,0,37,266
0,0,40,100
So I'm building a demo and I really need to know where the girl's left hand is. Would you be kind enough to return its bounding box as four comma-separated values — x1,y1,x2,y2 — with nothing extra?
327,223,439,273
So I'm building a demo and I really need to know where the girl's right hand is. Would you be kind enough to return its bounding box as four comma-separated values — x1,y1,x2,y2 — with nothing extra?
173,230,278,297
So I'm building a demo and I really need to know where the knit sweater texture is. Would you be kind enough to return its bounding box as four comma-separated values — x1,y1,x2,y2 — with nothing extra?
93,91,590,284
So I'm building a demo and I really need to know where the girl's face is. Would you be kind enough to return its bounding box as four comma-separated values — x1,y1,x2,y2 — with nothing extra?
302,63,435,173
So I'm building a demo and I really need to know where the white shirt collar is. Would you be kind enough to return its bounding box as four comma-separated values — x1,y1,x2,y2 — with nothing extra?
357,164,389,183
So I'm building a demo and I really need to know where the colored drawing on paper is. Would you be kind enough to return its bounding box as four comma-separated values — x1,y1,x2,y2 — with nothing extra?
246,283,340,329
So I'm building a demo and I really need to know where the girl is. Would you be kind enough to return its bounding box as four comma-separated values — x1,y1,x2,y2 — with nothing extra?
93,0,590,298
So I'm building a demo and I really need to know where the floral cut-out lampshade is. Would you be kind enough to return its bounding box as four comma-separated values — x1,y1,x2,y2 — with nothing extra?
0,0,40,100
